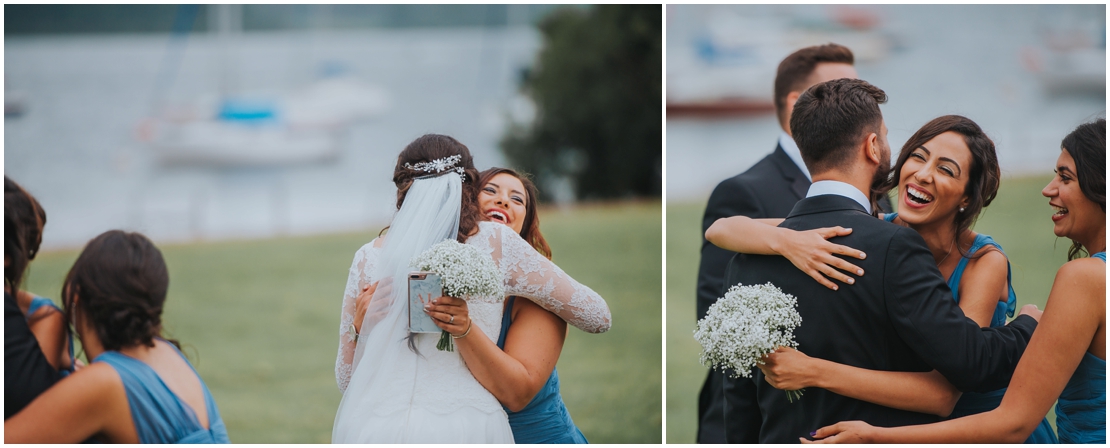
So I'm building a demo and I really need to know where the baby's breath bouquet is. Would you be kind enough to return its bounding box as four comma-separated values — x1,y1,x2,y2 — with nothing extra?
695,282,805,402
412,239,504,351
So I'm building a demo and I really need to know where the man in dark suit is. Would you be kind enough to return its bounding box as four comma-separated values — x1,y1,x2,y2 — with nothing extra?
695,43,892,443
721,78,1038,443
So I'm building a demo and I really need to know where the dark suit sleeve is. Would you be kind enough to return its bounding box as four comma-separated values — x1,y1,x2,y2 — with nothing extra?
883,228,1036,393
698,180,765,443
721,370,762,443
5,292,60,419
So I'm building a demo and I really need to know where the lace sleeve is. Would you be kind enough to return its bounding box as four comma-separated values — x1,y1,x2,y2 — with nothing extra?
336,242,377,392
481,223,612,333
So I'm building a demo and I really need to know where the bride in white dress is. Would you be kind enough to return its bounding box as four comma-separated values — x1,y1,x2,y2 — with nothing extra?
332,134,612,443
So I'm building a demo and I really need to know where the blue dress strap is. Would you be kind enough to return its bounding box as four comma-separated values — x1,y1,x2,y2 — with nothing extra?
496,297,516,349
946,234,1016,327
882,212,897,223
1092,252,1105,262
94,344,229,443
26,296,59,316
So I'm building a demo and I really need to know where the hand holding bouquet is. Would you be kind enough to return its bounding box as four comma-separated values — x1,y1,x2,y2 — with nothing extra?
412,239,504,351
694,282,805,402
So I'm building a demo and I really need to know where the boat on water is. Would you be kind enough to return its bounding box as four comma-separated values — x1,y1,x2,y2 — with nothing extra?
137,4,390,168
666,5,895,117
140,76,389,167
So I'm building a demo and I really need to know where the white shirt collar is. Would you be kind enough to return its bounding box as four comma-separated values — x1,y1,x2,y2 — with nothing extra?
778,132,812,182
806,180,871,214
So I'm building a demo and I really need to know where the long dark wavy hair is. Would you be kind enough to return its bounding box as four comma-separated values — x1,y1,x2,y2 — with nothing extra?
478,167,552,260
4,176,47,295
62,230,180,352
876,115,1000,259
1060,119,1106,260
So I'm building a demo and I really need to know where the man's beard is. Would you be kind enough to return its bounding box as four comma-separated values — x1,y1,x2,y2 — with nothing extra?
868,146,892,211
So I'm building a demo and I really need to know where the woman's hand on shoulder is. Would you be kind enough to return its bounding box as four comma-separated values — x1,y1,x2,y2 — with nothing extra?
779,227,866,291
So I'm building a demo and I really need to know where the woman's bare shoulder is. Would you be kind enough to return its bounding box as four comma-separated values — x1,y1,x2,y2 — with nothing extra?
1057,257,1106,284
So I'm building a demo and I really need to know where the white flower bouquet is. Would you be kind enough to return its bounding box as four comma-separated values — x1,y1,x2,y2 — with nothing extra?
694,282,805,402
412,239,504,351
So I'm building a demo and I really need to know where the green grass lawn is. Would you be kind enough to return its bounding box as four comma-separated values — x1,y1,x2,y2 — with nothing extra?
25,201,662,443
666,175,1070,443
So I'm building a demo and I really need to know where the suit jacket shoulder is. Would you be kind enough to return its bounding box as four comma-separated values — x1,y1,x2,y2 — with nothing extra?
703,145,809,230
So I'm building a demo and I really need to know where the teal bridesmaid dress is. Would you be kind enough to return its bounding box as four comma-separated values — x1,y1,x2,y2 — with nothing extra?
1054,252,1105,444
884,214,1057,443
94,340,230,443
496,297,588,444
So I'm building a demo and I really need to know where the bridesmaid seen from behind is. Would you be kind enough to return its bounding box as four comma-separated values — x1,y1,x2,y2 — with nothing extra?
4,230,230,443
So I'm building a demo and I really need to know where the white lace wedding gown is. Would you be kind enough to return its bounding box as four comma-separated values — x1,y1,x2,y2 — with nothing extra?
333,222,611,443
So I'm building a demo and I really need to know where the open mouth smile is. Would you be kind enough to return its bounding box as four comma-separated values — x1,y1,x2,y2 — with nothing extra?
486,209,509,225
905,184,934,205
1051,204,1069,222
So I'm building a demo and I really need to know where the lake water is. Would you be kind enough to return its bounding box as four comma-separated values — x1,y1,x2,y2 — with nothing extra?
667,5,1105,201
6,27,540,250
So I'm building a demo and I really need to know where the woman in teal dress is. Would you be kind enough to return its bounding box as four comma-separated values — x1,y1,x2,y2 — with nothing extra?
5,230,230,443
424,167,589,443
707,115,1055,442
798,119,1105,443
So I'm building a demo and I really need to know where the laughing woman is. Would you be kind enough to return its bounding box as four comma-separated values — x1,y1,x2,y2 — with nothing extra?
706,115,1055,443
801,119,1105,444
428,167,589,443
354,167,591,443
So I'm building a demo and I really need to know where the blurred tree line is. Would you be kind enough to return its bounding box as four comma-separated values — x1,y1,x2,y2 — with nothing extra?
501,5,662,201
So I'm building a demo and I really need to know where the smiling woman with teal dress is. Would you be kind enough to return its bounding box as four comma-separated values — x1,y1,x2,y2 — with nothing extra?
425,167,590,443
706,115,1056,443
797,119,1105,443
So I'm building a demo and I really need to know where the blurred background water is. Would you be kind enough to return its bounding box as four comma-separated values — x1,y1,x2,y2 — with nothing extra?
667,4,1106,201
6,5,563,250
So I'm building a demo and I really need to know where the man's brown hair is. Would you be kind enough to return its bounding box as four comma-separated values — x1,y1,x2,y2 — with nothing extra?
774,43,855,127
790,78,887,175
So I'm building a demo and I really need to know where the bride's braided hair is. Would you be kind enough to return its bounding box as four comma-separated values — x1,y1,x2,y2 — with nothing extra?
391,134,483,242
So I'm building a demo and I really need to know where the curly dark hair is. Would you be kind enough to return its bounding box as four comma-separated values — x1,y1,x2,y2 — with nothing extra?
5,176,46,294
877,115,1000,259
478,167,552,260
62,230,173,352
389,134,483,242
1060,118,1106,260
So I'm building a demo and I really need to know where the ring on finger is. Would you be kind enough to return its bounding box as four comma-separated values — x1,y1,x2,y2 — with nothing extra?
448,314,455,324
